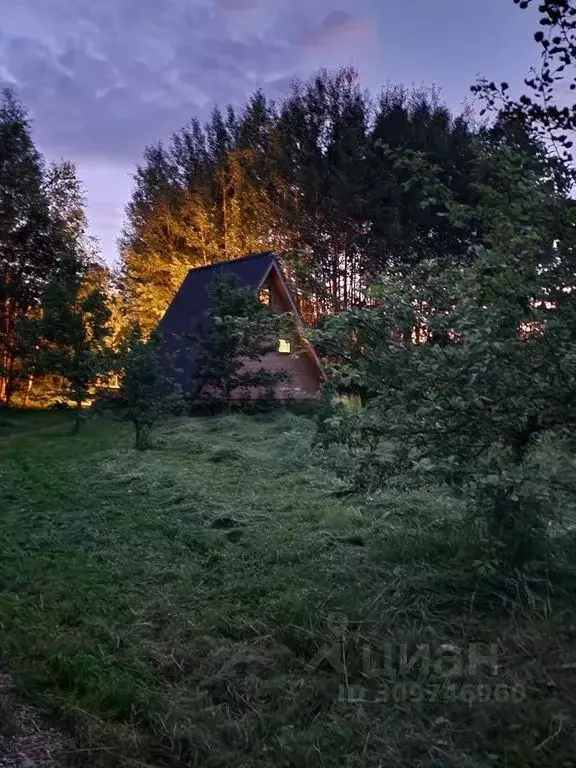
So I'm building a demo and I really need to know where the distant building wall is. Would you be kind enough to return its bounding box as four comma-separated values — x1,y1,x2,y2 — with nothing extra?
233,351,320,401
198,259,323,402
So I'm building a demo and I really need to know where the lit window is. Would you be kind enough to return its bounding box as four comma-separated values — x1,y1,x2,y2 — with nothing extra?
259,287,270,305
278,339,291,354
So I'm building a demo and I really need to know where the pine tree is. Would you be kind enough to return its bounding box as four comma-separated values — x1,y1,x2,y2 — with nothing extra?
0,90,48,405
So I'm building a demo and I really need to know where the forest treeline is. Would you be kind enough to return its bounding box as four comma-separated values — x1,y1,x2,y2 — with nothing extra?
0,64,567,406
120,68,562,332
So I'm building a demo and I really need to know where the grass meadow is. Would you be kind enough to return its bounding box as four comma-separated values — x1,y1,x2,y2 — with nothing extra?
1,409,576,767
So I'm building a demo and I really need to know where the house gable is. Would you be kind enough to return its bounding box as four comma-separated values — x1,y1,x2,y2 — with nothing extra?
258,262,323,376
156,252,323,400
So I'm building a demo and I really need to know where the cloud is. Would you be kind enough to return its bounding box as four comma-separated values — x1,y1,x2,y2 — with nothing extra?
1,0,371,160
0,1,307,161
298,10,372,49
215,0,260,10
0,0,372,261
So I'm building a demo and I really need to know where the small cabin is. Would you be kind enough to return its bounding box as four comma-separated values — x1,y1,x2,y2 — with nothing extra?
156,252,323,401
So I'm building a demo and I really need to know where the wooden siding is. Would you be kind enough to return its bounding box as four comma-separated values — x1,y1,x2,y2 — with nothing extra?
205,265,321,401
233,351,320,401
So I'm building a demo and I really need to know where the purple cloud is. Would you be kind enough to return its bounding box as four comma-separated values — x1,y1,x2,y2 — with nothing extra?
299,10,372,49
215,0,260,10
0,0,373,261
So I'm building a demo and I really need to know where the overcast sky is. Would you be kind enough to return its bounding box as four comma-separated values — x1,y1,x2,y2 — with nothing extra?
1,0,537,264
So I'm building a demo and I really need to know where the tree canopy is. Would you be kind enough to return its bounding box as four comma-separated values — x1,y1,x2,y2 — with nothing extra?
121,71,518,331
0,90,98,406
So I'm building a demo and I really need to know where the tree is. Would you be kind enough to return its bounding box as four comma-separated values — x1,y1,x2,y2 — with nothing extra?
0,90,49,405
119,144,190,335
270,69,372,315
472,0,576,168
120,70,484,329
367,87,480,274
116,326,184,450
192,274,290,407
82,262,126,352
121,102,279,335
39,279,112,432
316,146,576,565
0,90,91,405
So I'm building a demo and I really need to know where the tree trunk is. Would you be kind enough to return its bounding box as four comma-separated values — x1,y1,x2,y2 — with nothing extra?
221,173,228,260
3,354,16,408
72,402,82,434
22,371,35,408
201,225,208,265
0,296,13,406
21,345,39,408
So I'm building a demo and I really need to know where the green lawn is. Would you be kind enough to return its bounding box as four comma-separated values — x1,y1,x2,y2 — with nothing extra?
1,410,576,767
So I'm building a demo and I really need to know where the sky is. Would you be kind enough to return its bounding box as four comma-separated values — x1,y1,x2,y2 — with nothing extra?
0,0,539,265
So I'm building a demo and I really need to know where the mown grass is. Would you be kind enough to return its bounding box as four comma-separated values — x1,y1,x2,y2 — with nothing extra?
1,410,576,767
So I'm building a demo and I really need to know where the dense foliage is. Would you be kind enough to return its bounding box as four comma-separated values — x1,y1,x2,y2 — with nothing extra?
192,274,291,407
121,71,505,330
0,89,106,408
115,326,184,449
316,141,576,563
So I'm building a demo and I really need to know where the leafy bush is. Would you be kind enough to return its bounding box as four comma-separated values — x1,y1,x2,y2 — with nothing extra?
115,326,185,449
316,147,576,565
38,281,113,432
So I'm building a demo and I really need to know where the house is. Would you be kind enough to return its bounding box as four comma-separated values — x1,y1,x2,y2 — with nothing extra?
156,252,323,401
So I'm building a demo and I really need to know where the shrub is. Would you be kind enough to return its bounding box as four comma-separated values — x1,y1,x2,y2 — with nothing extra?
316,147,576,565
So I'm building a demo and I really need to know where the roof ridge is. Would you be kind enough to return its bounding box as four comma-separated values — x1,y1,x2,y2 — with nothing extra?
186,251,276,276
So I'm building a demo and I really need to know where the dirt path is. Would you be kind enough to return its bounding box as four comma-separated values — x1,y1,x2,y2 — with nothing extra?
0,675,72,768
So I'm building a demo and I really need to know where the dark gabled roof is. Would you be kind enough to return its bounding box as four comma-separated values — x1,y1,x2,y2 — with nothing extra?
157,251,277,342
156,252,282,394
